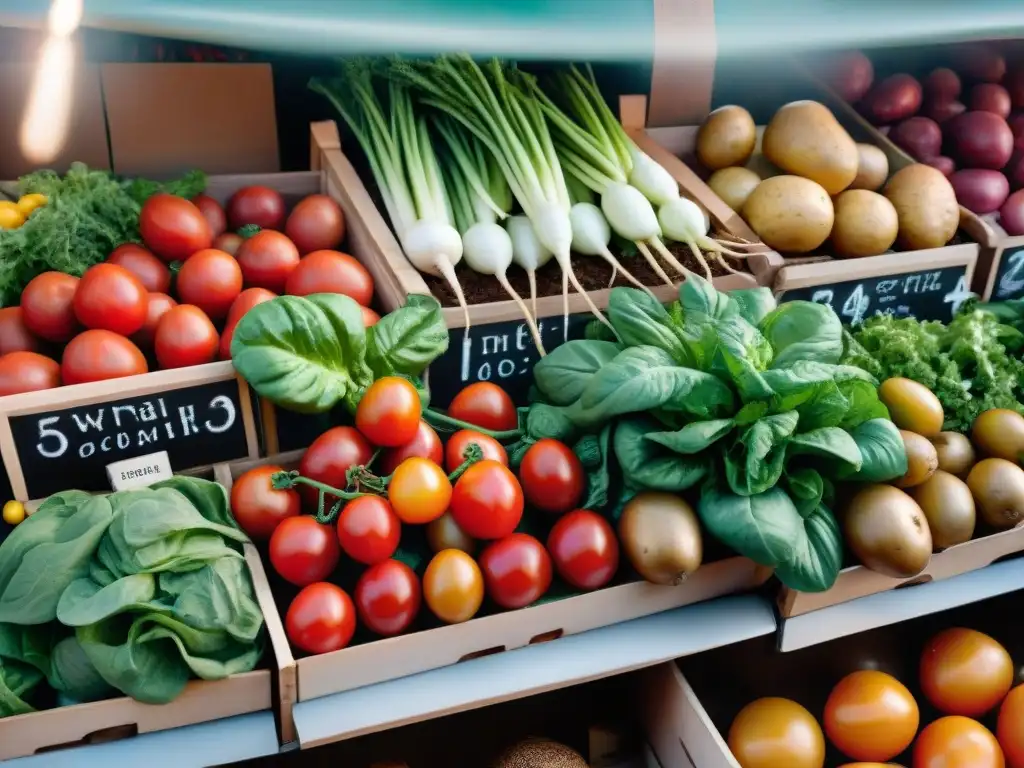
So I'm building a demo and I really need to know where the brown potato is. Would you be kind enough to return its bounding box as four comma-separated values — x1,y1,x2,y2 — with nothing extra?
696,105,757,170
742,175,834,253
883,164,960,250
850,143,890,191
762,100,859,194
830,190,899,258
708,167,761,211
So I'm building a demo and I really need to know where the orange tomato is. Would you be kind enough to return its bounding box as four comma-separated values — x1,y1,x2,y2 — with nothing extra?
388,457,452,524
726,697,825,768
920,628,1014,717
912,716,1004,768
355,376,422,447
839,764,907,767
998,685,1024,768
824,670,919,762
423,549,483,624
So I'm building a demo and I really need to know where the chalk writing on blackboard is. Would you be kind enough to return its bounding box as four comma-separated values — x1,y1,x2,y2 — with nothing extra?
992,246,1024,301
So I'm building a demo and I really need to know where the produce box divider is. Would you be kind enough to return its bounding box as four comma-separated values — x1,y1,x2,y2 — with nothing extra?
974,214,1024,301
636,663,727,768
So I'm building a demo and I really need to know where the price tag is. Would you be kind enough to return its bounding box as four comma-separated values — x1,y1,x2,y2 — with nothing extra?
990,245,1024,301
106,451,173,490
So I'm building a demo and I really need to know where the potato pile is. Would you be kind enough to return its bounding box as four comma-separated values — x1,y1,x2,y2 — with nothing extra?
697,101,960,257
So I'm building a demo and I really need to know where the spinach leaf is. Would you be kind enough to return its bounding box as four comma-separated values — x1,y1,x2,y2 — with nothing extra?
0,658,41,716
575,424,615,510
366,294,448,377
57,575,158,627
785,467,825,515
644,419,735,455
772,503,843,592
533,339,623,406
841,418,909,482
729,287,777,327
838,378,891,429
724,412,800,496
760,300,844,367
607,288,690,364
149,477,238,531
615,417,708,492
49,636,114,702
697,485,801,566
787,427,863,473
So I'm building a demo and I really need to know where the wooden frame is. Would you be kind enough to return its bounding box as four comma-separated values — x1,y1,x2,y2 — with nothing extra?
973,214,1024,301
638,663,730,768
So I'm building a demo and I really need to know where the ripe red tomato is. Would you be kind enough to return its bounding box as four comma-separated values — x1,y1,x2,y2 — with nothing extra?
298,426,374,510
227,185,286,230
998,685,1024,768
285,582,355,655
727,698,826,768
191,194,227,237
444,430,508,472
450,460,524,539
379,420,444,475
423,549,484,624
824,670,919,761
107,244,172,293
154,305,219,369
920,628,1014,717
355,377,421,447
270,516,340,586
355,559,421,637
547,510,619,590
284,250,374,306
426,512,476,555
132,292,178,348
912,716,1003,768
336,495,400,565
175,248,243,320
361,306,380,327
73,263,148,336
62,330,148,385
389,457,452,524
230,464,300,540
236,230,300,293
21,272,79,342
0,307,39,355
0,351,60,396
519,439,585,515
140,193,212,262
479,533,552,609
448,382,518,431
285,194,346,255
219,287,277,360
214,232,244,256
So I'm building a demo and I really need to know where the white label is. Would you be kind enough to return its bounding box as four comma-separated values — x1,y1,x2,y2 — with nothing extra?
106,451,173,491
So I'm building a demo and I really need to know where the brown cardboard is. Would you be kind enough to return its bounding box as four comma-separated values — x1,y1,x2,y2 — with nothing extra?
101,63,279,177
0,61,110,178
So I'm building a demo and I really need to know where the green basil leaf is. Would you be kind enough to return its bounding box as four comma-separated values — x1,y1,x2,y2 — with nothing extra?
697,485,800,566
760,300,844,368
644,419,735,455
729,287,778,326
533,339,623,406
678,273,737,328
367,294,449,377
787,427,863,474
607,288,690,364
792,381,848,431
785,468,825,515
615,417,708,492
838,378,891,430
840,418,909,482
773,503,843,592
724,412,800,496
525,403,577,444
579,424,615,511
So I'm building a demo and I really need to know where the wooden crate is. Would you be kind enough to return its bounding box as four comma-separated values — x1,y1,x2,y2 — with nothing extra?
216,453,774,742
973,214,1024,301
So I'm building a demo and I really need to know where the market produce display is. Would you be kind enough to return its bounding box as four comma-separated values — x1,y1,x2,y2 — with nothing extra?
0,171,369,396
725,626,1023,767
0,477,264,717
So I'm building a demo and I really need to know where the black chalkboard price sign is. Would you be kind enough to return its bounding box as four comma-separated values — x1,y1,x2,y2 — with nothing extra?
257,399,339,455
989,244,1024,301
428,313,593,408
0,363,260,500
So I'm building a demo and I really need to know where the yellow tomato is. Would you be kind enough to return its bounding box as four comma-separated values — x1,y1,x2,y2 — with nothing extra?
0,203,25,229
2,500,26,525
824,670,919,762
727,697,826,768
16,193,47,216
423,549,483,624
388,456,452,524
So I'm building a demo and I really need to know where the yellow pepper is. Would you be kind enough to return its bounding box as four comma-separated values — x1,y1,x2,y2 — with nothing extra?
17,193,47,217
0,203,25,230
2,500,25,526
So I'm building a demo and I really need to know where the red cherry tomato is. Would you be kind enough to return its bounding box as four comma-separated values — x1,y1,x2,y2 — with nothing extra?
191,194,227,237
998,684,1024,768
355,559,421,637
444,430,508,472
73,263,148,336
230,464,300,540
450,460,524,540
285,194,346,255
298,426,374,510
0,307,40,355
219,287,277,359
227,185,286,231
270,516,340,587
388,457,452,524
448,382,518,431
285,582,355,655
379,421,444,475
21,272,79,342
284,250,374,306
337,495,401,565
132,292,178,348
140,193,212,262
235,230,300,293
0,351,61,396
154,305,219,369
361,306,380,327
175,248,243,320
61,330,148,385
519,439,585,515
479,533,552,609
213,232,244,256
107,244,172,293
355,377,422,447
547,510,619,590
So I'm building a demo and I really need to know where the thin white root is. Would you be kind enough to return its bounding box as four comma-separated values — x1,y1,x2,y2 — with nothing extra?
497,272,546,357
635,241,675,287
684,240,714,281
528,270,538,319
598,248,656,298
651,237,697,280
561,270,570,343
700,237,753,259
716,233,758,246
436,258,471,331
565,263,615,334
713,253,745,276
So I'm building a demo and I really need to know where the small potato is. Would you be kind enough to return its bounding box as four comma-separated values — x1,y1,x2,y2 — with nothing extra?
696,105,757,170
742,175,834,253
883,164,959,250
708,167,761,211
762,101,859,194
849,143,889,191
831,190,898,258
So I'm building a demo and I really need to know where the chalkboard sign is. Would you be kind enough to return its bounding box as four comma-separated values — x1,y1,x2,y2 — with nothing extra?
3,376,258,499
781,265,973,324
258,398,339,455
428,313,593,408
990,245,1024,301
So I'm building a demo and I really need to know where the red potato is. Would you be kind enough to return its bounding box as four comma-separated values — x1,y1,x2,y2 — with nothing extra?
860,74,922,125
924,68,961,102
1001,189,1024,235
0,308,39,355
227,186,285,231
970,83,1012,118
949,169,1010,214
191,194,227,238
1007,69,1024,109
286,194,346,255
1009,113,1024,138
889,117,942,160
213,232,244,256
1007,151,1024,189
946,111,1015,169
924,156,957,177
954,45,1006,83
924,99,966,123
822,50,874,102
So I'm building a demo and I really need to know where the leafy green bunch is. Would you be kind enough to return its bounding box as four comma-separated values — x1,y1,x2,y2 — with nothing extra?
0,478,264,717
521,276,908,593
